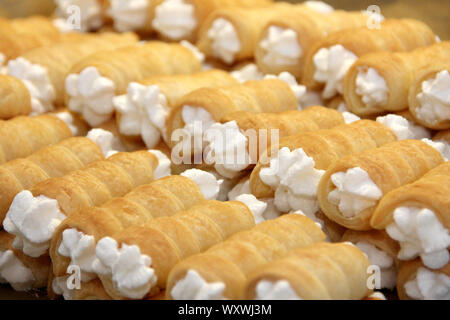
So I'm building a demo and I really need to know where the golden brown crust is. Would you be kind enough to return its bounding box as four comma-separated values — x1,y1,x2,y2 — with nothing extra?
318,140,445,231
243,242,371,300
302,19,437,90
0,75,32,119
0,115,73,164
371,162,450,229
344,42,450,116
166,214,325,300
250,120,397,198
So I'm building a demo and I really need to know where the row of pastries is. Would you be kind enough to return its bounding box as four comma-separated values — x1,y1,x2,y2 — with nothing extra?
0,0,448,300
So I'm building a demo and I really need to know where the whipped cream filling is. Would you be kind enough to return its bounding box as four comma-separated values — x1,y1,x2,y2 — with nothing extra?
52,276,75,300
234,194,267,224
53,111,78,135
181,169,223,200
227,178,251,201
203,121,252,179
171,269,226,300
179,105,216,156
3,190,66,258
207,18,241,64
260,26,302,67
255,280,301,300
355,67,388,109
58,229,97,281
152,0,197,40
231,63,264,83
55,0,103,31
108,0,149,32
434,138,450,161
259,147,324,218
404,267,450,300
114,82,170,149
328,167,383,218
376,114,431,140
86,128,123,158
7,58,56,115
304,1,334,14
416,70,450,125
387,207,450,270
355,241,397,290
342,111,361,124
66,66,116,126
422,138,449,161
313,44,358,99
0,250,35,291
264,72,306,108
148,150,171,180
180,41,205,64
93,237,156,299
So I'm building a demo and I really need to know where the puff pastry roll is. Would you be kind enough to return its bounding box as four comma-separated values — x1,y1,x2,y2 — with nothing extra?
302,19,436,99
65,41,203,126
408,63,450,130
0,75,32,119
0,16,62,62
243,242,370,300
0,137,104,226
167,214,325,300
342,230,399,290
203,106,345,179
3,151,159,260
249,120,397,218
166,78,299,150
196,3,295,64
0,115,73,164
343,42,450,117
50,175,206,279
371,162,450,270
114,69,238,149
107,0,272,39
397,259,449,300
6,32,138,115
255,10,367,78
318,139,445,231
0,231,50,291
93,199,259,299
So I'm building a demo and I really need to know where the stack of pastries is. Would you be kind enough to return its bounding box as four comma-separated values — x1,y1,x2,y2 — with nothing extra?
0,0,448,300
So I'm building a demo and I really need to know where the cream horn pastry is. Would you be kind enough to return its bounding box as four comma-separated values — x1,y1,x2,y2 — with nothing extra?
149,0,274,41
0,114,73,164
0,137,104,226
0,75,32,119
3,150,160,261
204,106,345,179
0,231,50,291
249,120,397,219
343,42,450,117
302,19,436,99
408,62,450,130
113,69,238,149
65,41,203,126
167,213,325,300
397,259,449,300
371,162,450,270
6,32,138,115
243,242,370,300
50,172,220,283
54,0,110,32
0,16,63,63
51,277,112,300
196,3,297,65
255,9,367,78
165,77,299,157
341,230,399,290
318,139,445,231
92,197,267,299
